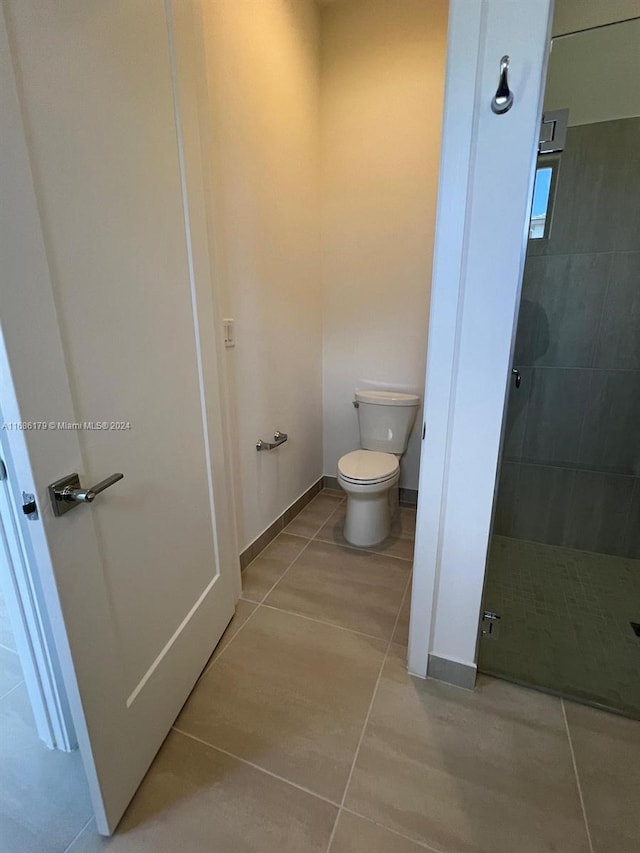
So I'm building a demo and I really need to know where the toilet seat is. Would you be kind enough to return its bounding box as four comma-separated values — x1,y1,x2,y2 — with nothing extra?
338,450,399,485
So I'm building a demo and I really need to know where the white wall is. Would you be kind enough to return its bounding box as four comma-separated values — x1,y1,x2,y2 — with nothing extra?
201,0,323,551
545,17,640,125
320,0,448,490
552,0,640,36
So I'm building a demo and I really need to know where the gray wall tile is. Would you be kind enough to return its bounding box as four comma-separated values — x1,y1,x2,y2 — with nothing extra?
594,252,640,369
512,463,574,546
515,254,611,368
578,370,640,476
613,117,640,253
529,121,629,257
564,471,634,556
521,368,590,467
495,118,640,559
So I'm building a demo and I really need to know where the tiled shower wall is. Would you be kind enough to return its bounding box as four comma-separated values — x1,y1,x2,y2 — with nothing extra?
495,117,640,558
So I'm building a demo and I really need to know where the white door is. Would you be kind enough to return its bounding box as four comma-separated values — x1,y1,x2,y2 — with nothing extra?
0,0,239,835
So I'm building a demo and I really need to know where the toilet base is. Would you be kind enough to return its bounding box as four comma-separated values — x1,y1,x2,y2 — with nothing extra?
338,474,400,548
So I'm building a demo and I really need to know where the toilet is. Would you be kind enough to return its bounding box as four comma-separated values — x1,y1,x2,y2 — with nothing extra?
337,390,420,548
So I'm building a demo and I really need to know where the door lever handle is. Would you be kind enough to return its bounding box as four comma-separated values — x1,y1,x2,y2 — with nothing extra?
49,472,124,516
69,473,124,503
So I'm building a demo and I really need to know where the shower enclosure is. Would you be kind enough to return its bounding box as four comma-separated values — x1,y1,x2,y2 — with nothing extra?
479,18,640,718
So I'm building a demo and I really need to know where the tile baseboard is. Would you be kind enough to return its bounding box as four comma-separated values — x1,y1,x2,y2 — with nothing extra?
427,654,477,690
239,478,323,570
322,475,340,492
322,475,418,507
399,487,418,507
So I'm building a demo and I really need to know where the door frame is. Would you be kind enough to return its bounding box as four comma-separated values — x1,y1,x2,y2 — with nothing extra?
409,0,554,682
0,416,76,751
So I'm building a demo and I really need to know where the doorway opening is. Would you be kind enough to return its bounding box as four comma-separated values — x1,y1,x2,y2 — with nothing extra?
0,444,92,850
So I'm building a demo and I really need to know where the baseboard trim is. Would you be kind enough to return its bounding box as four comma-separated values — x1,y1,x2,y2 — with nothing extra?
239,478,323,570
399,487,418,506
427,654,477,690
322,475,340,492
322,475,418,506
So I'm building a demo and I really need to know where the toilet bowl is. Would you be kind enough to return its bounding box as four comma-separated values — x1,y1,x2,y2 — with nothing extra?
338,450,400,547
337,390,420,548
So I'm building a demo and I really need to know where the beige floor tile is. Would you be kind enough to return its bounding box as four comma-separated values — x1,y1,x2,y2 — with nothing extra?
284,493,344,538
392,582,411,646
67,730,337,852
241,533,309,603
265,540,410,640
203,598,257,668
176,606,386,802
0,645,23,699
331,810,428,853
316,505,416,561
0,683,92,853
565,701,640,853
345,645,591,853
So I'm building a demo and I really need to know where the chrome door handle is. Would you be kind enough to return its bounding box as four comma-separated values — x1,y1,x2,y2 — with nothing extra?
49,472,124,516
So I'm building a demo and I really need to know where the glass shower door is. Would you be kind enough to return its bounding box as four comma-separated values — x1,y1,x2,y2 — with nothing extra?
479,19,640,719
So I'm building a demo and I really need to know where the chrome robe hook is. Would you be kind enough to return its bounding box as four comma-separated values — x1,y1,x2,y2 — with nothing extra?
491,55,513,114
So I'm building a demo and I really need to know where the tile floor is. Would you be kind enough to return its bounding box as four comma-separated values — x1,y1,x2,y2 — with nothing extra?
0,588,93,853
67,490,640,853
480,536,640,717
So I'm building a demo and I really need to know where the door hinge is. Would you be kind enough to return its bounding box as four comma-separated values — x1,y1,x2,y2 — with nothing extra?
480,610,501,639
538,108,569,154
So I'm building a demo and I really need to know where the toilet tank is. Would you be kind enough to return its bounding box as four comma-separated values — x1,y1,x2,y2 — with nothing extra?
355,390,420,454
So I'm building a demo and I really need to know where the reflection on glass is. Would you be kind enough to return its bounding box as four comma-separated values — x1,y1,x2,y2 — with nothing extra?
529,165,552,239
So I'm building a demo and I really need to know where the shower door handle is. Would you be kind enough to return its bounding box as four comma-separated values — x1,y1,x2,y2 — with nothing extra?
512,368,521,389
491,55,514,115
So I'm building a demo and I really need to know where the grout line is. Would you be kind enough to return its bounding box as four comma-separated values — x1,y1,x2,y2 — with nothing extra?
312,507,415,563
259,602,386,642
340,806,446,853
326,573,413,853
294,498,346,540
0,641,19,655
240,481,325,571
62,815,94,853
554,15,640,40
257,535,315,600
561,699,594,853
172,726,341,809
174,726,444,853
200,600,262,679
202,537,316,678
193,496,418,851
314,535,415,563
280,531,313,541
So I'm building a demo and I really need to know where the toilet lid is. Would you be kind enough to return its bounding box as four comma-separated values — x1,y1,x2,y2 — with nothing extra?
338,450,399,484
